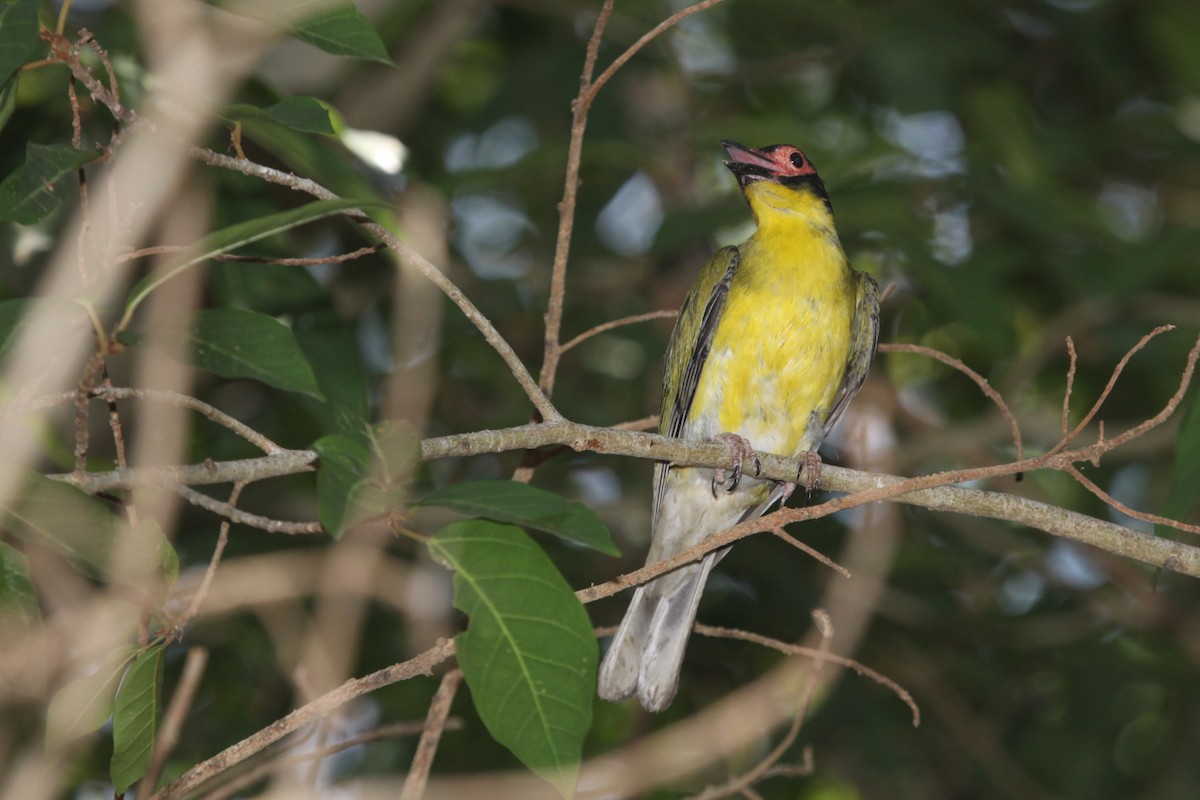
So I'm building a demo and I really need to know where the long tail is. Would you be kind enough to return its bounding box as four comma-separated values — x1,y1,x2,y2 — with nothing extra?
597,551,720,712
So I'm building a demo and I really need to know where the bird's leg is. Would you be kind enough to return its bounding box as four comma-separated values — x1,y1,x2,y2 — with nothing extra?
799,449,823,495
711,432,762,496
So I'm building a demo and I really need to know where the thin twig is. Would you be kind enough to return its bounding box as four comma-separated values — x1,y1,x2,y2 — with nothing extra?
1047,324,1174,456
588,0,728,101
560,309,678,354
202,720,458,800
694,624,920,726
880,342,1022,462
1065,464,1200,536
535,0,614,399
686,611,833,800
177,483,244,628
400,669,463,800
771,528,851,579
14,386,285,453
172,485,324,534
1062,337,1077,439
151,639,458,800
46,451,317,493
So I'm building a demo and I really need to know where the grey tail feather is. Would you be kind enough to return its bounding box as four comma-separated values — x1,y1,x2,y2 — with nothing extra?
597,551,719,712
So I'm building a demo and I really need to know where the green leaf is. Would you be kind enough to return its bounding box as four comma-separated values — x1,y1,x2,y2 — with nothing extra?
110,644,165,793
45,644,139,751
314,432,371,537
291,2,392,64
418,481,619,556
314,421,416,537
0,540,38,624
0,297,27,363
0,0,40,84
293,309,371,428
122,308,324,399
0,143,98,225
119,196,381,328
225,97,340,136
430,521,596,797
1,468,122,575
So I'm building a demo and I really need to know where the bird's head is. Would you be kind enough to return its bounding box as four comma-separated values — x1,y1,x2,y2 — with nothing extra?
721,140,833,224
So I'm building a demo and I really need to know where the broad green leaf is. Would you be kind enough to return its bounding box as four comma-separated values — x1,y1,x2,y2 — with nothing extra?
0,143,98,224
122,308,324,399
418,481,619,556
2,468,121,574
119,197,382,328
1157,386,1200,538
225,97,338,135
45,644,139,751
0,0,39,84
110,644,165,793
293,309,371,428
314,432,371,537
314,422,416,537
0,540,37,624
291,2,392,64
430,521,596,797
118,517,179,592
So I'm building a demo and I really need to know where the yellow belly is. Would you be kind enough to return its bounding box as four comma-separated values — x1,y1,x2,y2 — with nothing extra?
687,235,855,456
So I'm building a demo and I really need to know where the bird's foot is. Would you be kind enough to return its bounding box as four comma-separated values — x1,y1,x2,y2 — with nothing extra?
711,433,761,496
798,450,823,496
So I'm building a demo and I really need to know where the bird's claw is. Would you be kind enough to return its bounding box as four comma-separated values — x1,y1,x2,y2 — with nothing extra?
799,450,823,495
711,433,761,496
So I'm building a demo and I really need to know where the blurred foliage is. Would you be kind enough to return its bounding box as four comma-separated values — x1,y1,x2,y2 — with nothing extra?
2,0,1200,798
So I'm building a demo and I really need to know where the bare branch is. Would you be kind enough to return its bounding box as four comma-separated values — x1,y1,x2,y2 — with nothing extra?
400,669,463,800
560,309,678,354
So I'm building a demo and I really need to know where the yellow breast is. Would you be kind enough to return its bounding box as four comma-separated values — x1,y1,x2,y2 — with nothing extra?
688,184,856,456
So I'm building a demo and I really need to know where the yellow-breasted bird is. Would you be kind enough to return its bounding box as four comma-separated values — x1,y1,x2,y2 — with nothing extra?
597,141,880,712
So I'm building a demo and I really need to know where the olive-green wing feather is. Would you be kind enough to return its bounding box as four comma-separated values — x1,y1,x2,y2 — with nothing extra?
653,246,740,521
824,271,881,433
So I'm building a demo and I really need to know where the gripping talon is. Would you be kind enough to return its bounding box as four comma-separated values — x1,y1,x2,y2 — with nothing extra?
713,433,759,495
799,450,823,495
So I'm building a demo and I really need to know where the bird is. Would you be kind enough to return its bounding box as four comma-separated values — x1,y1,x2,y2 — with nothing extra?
597,140,880,712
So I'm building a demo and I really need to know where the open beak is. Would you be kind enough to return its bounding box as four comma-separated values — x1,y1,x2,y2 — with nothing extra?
721,140,776,185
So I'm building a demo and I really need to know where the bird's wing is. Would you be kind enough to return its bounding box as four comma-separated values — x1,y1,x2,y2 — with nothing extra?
652,246,741,524
823,270,881,434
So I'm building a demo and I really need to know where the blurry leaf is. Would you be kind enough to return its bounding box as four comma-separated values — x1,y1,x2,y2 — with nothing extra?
0,143,98,225
122,517,179,592
1,468,120,574
110,644,164,793
122,309,324,399
314,432,371,537
1157,385,1200,537
430,521,596,797
0,0,39,84
0,76,17,135
0,540,37,624
225,96,337,135
0,297,27,363
291,2,392,64
120,197,381,326
417,481,619,556
45,644,139,751
314,422,416,537
294,309,371,429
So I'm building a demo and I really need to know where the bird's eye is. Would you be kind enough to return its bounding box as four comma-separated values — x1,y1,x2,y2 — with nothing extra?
789,152,805,169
